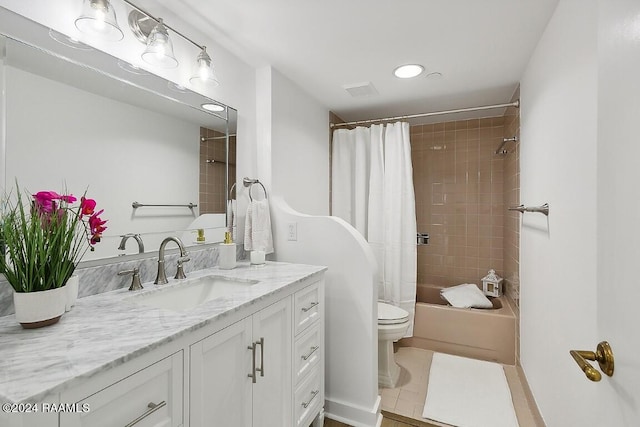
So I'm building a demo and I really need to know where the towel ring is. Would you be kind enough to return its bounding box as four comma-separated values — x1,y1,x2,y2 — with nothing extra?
229,182,237,199
249,181,267,201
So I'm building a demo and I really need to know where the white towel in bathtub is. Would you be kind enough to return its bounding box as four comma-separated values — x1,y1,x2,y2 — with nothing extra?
440,283,493,309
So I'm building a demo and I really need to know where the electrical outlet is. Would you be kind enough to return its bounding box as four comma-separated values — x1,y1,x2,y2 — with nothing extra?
287,222,297,241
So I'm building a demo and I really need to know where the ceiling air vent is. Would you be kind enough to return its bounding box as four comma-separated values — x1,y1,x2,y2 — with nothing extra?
343,82,378,97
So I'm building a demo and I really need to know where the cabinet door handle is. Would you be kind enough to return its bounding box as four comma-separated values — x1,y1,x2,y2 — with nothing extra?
247,342,257,383
301,302,319,312
124,401,166,427
256,337,265,377
301,345,319,361
301,390,319,408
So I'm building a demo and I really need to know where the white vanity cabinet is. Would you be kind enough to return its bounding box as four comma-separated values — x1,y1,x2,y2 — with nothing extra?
0,267,325,427
190,297,292,427
59,351,184,427
293,281,324,427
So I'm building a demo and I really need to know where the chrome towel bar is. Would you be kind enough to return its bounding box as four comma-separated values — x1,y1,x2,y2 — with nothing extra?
132,202,197,209
508,203,549,216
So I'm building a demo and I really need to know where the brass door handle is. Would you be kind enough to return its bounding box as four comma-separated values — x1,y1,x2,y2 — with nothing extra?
569,341,614,382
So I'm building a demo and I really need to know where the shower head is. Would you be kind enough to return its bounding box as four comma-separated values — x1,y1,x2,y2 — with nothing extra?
495,136,518,155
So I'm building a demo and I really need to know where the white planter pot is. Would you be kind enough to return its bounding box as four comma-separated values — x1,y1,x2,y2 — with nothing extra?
13,286,67,329
65,275,79,311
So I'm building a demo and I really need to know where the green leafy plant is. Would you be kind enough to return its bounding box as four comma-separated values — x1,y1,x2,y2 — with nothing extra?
0,183,107,293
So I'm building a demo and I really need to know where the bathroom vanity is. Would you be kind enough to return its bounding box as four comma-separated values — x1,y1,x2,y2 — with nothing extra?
0,262,325,427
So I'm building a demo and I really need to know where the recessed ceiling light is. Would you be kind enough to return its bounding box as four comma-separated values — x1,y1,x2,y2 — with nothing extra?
202,103,225,112
427,72,443,80
393,64,424,79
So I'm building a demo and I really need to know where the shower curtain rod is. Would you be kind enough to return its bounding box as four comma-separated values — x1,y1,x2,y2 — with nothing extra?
330,100,520,128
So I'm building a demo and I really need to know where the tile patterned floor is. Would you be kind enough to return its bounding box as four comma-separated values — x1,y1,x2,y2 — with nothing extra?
324,347,544,427
381,347,543,427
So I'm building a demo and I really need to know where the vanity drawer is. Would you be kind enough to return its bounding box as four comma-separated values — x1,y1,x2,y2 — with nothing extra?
294,366,322,427
294,324,322,385
294,282,320,335
60,351,183,427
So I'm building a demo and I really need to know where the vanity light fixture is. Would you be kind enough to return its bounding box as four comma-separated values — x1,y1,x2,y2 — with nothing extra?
393,64,424,79
201,103,225,112
141,18,178,68
75,0,124,42
189,46,219,87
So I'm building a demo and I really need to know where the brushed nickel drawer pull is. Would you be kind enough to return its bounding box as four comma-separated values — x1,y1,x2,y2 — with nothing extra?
248,342,257,383
256,337,265,377
301,346,319,361
301,302,319,312
124,400,167,427
301,390,319,408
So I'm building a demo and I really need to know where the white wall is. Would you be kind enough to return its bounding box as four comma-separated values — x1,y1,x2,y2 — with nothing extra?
271,68,330,216
519,0,598,424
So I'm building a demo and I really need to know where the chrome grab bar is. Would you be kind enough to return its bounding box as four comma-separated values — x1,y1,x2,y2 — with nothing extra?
302,346,319,361
508,203,549,216
301,302,319,312
124,401,167,427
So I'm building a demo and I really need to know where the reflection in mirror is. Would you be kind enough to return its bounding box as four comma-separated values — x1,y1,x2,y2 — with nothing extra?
0,10,237,262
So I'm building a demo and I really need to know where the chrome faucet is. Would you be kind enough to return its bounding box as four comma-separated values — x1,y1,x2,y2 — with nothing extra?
118,233,145,254
154,236,190,285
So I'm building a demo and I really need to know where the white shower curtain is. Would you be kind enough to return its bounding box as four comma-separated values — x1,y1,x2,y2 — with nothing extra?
332,122,417,336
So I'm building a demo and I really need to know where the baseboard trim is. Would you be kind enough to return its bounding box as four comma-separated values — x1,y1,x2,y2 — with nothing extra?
324,395,382,427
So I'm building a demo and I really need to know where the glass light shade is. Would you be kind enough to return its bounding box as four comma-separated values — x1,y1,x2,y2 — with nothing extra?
141,18,178,68
189,46,219,87
74,0,124,42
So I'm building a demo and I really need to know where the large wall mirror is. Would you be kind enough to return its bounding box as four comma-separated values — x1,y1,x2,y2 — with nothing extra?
0,7,236,262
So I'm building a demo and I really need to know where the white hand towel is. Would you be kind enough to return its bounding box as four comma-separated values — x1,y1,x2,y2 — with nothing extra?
244,199,274,254
440,283,493,309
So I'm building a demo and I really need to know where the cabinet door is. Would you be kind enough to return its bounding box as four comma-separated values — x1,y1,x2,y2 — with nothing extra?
252,297,292,427
60,351,183,427
190,318,253,427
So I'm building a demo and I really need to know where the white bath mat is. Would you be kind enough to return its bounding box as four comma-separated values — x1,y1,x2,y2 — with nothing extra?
422,352,519,427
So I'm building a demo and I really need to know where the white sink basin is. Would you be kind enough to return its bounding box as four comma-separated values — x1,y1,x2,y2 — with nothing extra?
129,275,259,312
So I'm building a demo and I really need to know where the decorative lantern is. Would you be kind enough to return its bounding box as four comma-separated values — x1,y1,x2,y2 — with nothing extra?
481,269,503,298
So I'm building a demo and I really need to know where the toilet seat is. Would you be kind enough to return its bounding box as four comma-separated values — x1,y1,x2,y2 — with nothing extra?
378,302,409,325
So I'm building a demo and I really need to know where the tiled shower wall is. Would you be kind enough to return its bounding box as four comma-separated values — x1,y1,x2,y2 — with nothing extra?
411,117,506,287
503,90,521,363
503,98,520,306
199,127,237,213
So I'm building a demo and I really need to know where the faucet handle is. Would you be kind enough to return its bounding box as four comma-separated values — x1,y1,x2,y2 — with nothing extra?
175,257,190,280
118,267,143,291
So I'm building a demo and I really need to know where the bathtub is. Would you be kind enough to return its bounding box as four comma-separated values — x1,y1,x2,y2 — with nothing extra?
399,283,516,365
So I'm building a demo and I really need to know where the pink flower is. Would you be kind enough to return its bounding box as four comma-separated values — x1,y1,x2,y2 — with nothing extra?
33,191,60,213
80,197,97,217
33,191,77,213
88,210,107,244
59,194,77,204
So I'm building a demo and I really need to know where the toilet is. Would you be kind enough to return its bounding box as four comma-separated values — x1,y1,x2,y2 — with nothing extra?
377,302,410,388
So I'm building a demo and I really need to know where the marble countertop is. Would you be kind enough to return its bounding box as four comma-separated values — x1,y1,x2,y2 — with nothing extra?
0,261,326,404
